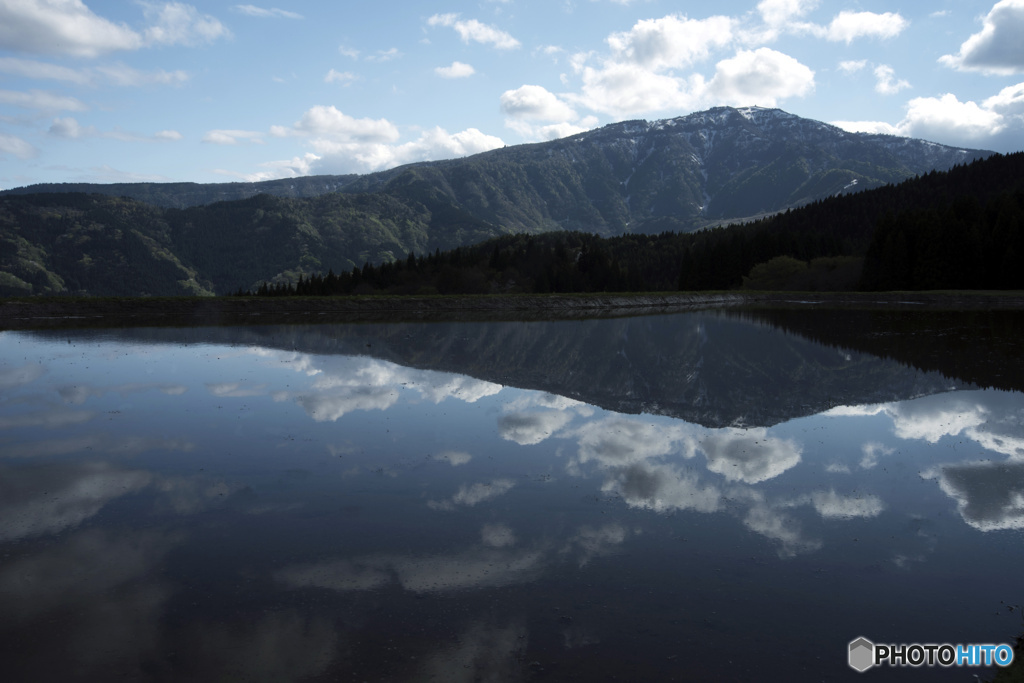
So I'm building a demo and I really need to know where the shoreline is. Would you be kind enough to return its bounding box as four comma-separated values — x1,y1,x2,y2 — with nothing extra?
3,291,1024,329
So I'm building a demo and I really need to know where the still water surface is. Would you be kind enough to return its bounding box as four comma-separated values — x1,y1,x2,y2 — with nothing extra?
1,307,1022,681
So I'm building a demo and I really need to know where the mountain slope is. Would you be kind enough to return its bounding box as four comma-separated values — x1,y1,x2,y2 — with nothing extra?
2,107,991,236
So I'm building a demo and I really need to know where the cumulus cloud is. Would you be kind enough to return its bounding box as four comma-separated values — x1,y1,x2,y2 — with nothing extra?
435,61,475,78
822,11,908,44
873,65,910,95
756,0,819,28
565,14,815,118
427,14,520,50
286,105,399,142
833,85,1024,150
500,84,577,121
606,14,734,71
267,105,502,173
940,0,1024,74
705,47,815,106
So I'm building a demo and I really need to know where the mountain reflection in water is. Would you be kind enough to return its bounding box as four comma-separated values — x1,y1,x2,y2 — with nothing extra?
1,307,1022,682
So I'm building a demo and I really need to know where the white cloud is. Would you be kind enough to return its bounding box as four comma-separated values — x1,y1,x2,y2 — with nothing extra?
705,47,815,106
873,65,910,95
0,0,144,57
48,116,94,139
940,0,1024,74
202,129,265,145
427,14,520,50
154,129,182,141
0,88,86,111
833,86,1024,149
290,105,400,142
606,14,734,71
572,59,700,116
142,2,230,47
366,48,401,63
838,59,867,74
0,58,188,87
500,84,577,121
306,125,505,174
756,0,819,27
435,61,475,79
823,11,908,44
324,69,357,85
233,5,302,19
0,132,38,159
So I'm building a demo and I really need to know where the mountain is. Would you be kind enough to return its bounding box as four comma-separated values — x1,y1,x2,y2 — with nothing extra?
2,107,991,236
0,107,1002,296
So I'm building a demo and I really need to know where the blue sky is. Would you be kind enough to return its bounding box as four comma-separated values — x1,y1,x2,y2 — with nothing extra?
1,0,1023,189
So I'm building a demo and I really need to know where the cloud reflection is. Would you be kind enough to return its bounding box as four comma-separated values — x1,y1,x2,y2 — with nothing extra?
702,428,802,484
0,362,45,389
0,461,152,541
428,478,516,511
925,461,1024,531
59,382,188,404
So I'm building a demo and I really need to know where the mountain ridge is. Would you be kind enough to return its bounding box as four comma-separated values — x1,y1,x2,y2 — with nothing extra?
2,107,992,235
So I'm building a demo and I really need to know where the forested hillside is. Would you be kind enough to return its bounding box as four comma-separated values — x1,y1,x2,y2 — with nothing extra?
247,151,1024,296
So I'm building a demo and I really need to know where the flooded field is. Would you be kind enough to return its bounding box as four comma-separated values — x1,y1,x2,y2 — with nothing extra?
1,306,1022,681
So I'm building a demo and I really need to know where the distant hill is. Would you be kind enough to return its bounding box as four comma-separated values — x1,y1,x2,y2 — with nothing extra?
2,107,990,235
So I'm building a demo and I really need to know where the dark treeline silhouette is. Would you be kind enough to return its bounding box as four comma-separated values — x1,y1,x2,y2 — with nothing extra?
239,151,1024,296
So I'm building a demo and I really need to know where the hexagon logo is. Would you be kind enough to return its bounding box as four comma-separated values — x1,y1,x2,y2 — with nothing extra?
849,637,875,672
